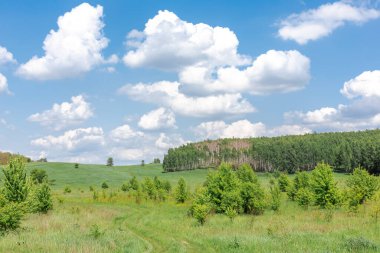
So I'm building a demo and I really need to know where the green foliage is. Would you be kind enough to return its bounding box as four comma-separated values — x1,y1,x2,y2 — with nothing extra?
106,157,113,167
240,181,265,215
287,171,310,201
347,167,379,209
225,206,238,221
310,163,341,208
236,163,258,184
0,202,24,234
121,182,129,192
175,177,188,203
141,160,145,167
192,204,209,225
129,176,140,191
270,183,281,211
163,129,380,175
64,186,71,194
295,188,314,208
278,173,290,192
30,169,48,184
101,182,109,189
89,224,104,239
344,236,378,252
2,156,29,203
74,163,79,169
142,177,156,200
30,184,53,213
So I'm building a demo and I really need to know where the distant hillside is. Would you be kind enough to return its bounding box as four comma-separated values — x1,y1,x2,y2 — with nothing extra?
0,151,31,165
163,129,380,174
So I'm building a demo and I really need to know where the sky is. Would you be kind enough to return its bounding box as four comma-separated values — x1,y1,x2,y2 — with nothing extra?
0,0,380,164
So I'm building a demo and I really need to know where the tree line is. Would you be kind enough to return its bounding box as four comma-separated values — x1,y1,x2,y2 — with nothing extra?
163,129,380,174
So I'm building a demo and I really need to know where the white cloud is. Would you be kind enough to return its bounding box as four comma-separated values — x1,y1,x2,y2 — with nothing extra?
109,124,144,142
0,46,16,64
123,10,249,70
17,3,110,80
138,107,176,130
155,133,186,150
340,70,380,98
286,70,380,131
195,119,310,139
278,1,380,44
180,50,310,95
31,127,105,151
0,73,10,94
119,81,255,117
28,95,93,130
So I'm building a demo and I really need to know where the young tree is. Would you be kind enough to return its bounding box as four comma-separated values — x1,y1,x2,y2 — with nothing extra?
347,167,379,207
2,156,29,203
311,162,341,208
106,157,113,167
31,184,53,213
175,177,188,203
74,163,79,169
30,169,48,184
278,173,290,192
141,160,145,167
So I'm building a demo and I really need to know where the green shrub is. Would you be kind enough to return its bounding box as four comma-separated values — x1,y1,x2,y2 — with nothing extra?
310,163,341,208
225,206,238,222
193,204,209,225
128,176,139,191
175,177,188,203
2,156,29,202
0,202,24,234
344,236,378,252
278,173,290,192
347,167,379,209
30,169,48,184
142,177,156,200
74,163,79,169
206,163,241,213
64,186,71,194
270,183,281,211
31,184,53,213
89,224,104,239
101,182,109,189
121,182,129,192
296,188,314,208
236,163,258,184
189,187,211,216
240,182,265,215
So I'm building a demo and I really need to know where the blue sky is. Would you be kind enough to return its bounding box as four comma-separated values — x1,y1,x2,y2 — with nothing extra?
0,0,380,164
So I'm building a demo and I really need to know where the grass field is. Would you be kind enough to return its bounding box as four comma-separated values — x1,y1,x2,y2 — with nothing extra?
0,162,379,252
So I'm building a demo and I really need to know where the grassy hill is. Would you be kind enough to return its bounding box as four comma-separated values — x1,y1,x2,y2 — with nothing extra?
0,162,379,252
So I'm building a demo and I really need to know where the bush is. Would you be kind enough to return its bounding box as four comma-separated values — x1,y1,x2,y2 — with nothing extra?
0,202,24,234
74,163,79,169
121,182,129,192
142,177,156,200
287,171,310,201
64,186,71,194
296,188,314,208
101,182,109,189
278,173,290,192
31,184,53,213
225,206,238,222
270,183,281,211
344,236,378,252
128,176,139,191
193,204,209,225
347,167,379,208
30,169,48,184
175,177,188,203
240,182,265,215
2,156,29,202
189,187,211,216
310,163,341,208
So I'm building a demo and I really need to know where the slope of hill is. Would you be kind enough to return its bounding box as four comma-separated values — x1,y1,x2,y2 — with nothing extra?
0,151,31,165
163,129,380,174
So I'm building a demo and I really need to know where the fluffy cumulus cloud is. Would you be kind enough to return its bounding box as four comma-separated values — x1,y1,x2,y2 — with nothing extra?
340,70,380,98
17,3,111,80
0,73,10,94
0,46,16,64
119,81,255,117
109,124,144,142
31,127,105,151
286,70,380,131
138,107,176,130
155,133,186,150
179,50,310,95
195,119,310,139
123,10,249,70
278,1,380,44
28,95,93,130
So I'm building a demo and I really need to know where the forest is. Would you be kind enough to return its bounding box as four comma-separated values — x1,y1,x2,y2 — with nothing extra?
163,129,380,174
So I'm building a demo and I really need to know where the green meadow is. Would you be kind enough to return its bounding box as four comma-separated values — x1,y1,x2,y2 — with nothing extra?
0,162,379,253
